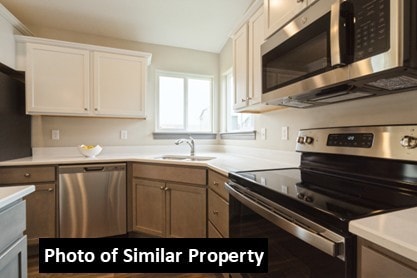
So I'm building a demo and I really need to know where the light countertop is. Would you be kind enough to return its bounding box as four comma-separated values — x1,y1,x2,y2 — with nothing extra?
349,207,417,262
0,145,301,176
0,185,35,210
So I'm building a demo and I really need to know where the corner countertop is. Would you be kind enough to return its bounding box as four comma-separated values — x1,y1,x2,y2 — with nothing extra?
0,185,35,210
0,145,301,176
349,207,417,262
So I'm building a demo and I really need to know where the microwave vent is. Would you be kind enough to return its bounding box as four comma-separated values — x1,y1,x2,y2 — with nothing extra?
367,76,417,90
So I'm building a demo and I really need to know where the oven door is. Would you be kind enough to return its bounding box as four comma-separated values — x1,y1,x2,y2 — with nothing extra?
226,181,355,278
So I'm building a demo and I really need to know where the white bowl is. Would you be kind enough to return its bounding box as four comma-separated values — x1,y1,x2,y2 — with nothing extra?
78,145,103,158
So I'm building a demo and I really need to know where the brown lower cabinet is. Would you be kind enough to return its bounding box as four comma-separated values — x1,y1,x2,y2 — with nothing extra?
0,166,56,245
132,163,207,238
207,170,229,238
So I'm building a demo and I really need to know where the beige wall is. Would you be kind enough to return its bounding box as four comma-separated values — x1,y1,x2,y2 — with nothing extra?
28,26,417,151
28,26,220,147
218,38,417,152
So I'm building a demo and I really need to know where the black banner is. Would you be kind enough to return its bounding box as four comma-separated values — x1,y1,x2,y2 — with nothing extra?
39,238,268,273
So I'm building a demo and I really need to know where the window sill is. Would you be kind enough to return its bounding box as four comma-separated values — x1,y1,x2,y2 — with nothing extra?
219,130,256,140
153,132,217,140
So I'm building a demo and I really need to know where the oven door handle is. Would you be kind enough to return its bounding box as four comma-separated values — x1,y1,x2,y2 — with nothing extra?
225,183,343,258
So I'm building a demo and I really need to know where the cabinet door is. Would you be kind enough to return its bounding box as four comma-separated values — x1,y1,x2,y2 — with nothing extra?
166,183,206,238
0,236,27,278
25,183,56,244
25,43,90,115
134,179,165,237
248,7,265,106
232,24,249,110
93,52,147,118
0,13,16,69
264,0,308,38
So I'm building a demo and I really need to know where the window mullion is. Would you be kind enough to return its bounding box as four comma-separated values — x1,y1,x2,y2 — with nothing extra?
184,77,188,131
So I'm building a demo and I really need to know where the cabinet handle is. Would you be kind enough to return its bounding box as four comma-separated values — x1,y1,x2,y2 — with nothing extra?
212,210,219,215
94,108,98,111
38,188,54,192
160,186,165,190
297,0,304,3
84,108,88,111
213,181,219,186
164,187,170,191
24,173,31,178
241,97,253,102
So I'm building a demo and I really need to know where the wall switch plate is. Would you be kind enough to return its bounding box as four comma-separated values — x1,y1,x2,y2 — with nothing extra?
120,130,128,140
52,130,60,140
261,128,267,140
281,126,289,140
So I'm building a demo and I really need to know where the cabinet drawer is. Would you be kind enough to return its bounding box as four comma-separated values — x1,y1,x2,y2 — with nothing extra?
208,170,229,201
208,189,229,237
0,200,26,254
133,163,206,186
0,166,55,184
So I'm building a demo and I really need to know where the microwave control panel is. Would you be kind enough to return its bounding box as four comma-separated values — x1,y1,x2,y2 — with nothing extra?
352,0,390,61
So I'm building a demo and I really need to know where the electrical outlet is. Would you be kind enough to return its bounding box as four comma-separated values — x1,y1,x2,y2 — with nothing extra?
281,126,289,140
120,130,128,140
261,128,267,140
52,130,60,140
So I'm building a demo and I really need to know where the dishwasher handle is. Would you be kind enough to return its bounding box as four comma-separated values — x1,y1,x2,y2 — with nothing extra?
84,166,105,172
59,163,126,174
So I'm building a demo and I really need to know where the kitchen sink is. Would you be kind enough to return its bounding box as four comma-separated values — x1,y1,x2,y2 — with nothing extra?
155,155,216,161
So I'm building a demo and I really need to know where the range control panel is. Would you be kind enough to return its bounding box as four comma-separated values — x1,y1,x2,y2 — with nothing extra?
327,133,373,148
296,125,417,161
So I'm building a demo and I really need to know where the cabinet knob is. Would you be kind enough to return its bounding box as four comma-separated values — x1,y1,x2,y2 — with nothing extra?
164,187,170,191
400,136,417,149
84,108,88,111
212,210,219,215
241,97,253,102
297,0,304,3
160,186,165,190
24,173,31,178
213,181,219,186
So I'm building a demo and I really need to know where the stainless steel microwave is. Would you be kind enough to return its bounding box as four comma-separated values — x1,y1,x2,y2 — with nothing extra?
261,0,417,108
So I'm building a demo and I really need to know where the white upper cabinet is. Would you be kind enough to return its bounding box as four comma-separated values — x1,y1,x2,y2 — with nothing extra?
232,23,249,111
0,4,32,69
18,36,151,118
264,0,317,39
93,52,147,118
232,6,280,113
248,6,265,106
26,43,90,115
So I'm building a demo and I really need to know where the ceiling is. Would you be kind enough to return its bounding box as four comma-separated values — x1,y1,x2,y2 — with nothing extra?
0,0,255,53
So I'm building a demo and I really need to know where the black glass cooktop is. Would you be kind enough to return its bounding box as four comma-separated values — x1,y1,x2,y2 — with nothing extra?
228,167,417,233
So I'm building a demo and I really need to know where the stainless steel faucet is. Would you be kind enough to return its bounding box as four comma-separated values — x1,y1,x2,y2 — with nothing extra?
175,136,195,156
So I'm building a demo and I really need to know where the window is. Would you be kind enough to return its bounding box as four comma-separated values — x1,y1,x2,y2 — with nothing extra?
224,70,254,132
156,71,213,132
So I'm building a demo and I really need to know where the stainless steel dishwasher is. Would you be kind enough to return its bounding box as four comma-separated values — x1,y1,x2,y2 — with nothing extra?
58,163,126,238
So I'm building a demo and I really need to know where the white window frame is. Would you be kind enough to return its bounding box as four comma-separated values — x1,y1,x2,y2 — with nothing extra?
155,70,214,133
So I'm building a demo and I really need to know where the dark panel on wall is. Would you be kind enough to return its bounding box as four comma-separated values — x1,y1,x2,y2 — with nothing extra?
0,66,31,161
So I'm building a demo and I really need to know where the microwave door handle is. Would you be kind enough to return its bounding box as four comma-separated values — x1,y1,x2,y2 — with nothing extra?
330,0,354,66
